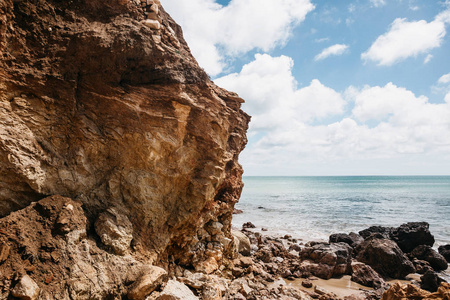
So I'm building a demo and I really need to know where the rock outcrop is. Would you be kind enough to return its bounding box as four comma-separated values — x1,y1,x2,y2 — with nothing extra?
0,0,249,274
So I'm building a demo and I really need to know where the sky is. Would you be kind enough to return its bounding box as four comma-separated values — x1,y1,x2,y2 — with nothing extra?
162,0,450,176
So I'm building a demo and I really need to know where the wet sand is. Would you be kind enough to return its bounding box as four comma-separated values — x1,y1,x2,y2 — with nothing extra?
283,276,370,298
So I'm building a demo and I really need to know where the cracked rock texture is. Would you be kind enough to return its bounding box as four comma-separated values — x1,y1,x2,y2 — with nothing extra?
0,0,249,271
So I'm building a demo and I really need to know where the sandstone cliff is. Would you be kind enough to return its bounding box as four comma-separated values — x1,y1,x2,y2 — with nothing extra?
0,0,249,279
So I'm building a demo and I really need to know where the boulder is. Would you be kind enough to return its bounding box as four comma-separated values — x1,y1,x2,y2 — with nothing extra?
128,266,168,300
157,280,199,300
409,245,448,271
382,282,429,300
299,242,352,279
231,230,251,256
351,262,385,288
11,275,40,300
412,259,434,274
420,270,446,293
359,226,393,240
391,222,434,253
95,208,133,255
438,244,450,263
329,232,363,248
356,237,414,279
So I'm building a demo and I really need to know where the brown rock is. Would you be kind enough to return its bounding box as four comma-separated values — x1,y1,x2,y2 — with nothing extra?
382,282,450,300
356,237,414,279
11,275,40,300
231,230,251,256
0,243,10,263
128,266,168,300
410,245,448,271
351,262,385,288
302,279,313,288
158,280,198,300
300,242,353,279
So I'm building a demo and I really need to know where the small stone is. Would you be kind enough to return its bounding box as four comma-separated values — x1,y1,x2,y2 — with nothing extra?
152,35,161,44
11,275,40,300
0,243,10,263
143,19,161,30
194,257,218,274
157,280,198,300
302,279,313,288
128,266,168,300
150,4,159,14
261,227,268,232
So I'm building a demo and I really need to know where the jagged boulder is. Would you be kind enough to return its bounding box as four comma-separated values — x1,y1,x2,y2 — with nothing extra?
329,232,363,248
351,262,385,288
438,244,450,263
356,237,414,279
359,226,393,240
391,222,435,253
409,245,448,271
299,242,353,279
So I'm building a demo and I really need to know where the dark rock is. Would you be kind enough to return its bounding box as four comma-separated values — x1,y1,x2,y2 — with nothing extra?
299,242,353,279
356,237,414,279
420,270,446,292
329,232,363,248
409,245,448,271
351,262,385,288
302,279,313,288
391,222,434,253
233,209,244,214
242,222,256,229
359,226,393,240
412,259,434,274
438,244,450,263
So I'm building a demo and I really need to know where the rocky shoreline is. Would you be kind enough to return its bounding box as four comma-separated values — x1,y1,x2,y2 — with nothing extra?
1,196,449,299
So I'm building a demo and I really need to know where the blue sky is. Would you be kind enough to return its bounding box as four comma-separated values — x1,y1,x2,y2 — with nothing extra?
163,0,450,175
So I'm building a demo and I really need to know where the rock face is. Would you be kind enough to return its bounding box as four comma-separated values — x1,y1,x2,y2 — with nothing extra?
0,0,249,270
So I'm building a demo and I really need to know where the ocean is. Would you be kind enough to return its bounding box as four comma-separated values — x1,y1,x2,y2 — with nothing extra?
232,176,450,246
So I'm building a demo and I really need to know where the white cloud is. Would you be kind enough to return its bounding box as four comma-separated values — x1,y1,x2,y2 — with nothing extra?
215,54,346,130
216,55,450,175
438,73,450,84
424,54,433,64
162,0,315,75
314,44,349,61
370,0,386,7
361,11,449,66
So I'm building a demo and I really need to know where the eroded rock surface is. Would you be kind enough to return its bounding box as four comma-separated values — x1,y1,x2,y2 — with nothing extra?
0,0,249,270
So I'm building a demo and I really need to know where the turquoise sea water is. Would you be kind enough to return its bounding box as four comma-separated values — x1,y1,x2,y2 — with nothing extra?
232,176,450,246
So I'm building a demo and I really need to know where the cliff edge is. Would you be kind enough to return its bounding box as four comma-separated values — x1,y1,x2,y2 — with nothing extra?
0,0,249,295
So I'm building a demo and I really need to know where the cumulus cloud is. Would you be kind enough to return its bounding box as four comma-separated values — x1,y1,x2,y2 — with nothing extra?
314,44,349,61
162,0,315,75
215,54,346,131
361,10,449,66
216,54,450,175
